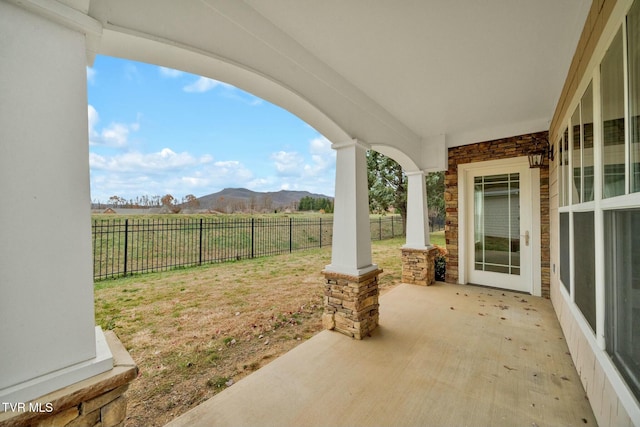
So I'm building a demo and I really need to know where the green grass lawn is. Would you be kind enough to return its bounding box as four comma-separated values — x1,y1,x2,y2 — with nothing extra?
430,230,445,247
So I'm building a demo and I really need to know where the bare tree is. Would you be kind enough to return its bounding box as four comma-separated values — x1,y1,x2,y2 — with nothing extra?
261,195,273,212
108,195,125,207
161,194,174,206
185,194,199,210
160,194,181,213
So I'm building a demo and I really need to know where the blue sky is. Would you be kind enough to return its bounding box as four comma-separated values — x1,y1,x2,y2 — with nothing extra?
87,55,336,204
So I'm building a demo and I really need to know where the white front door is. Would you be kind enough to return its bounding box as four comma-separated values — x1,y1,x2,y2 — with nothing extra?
462,158,539,294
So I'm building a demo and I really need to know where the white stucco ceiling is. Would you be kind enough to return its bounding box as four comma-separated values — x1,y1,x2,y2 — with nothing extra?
245,0,590,144
87,0,591,171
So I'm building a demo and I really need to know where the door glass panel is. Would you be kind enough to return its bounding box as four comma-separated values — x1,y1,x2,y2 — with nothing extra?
474,173,520,275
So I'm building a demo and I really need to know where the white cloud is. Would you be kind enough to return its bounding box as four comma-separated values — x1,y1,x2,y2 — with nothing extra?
270,137,335,179
221,91,264,106
183,77,233,93
90,148,213,173
181,75,263,105
88,105,99,134
175,161,254,191
101,123,131,147
271,151,305,176
246,177,272,190
91,173,158,197
207,160,253,183
258,136,335,196
124,63,140,81
309,136,333,155
89,149,257,202
88,104,140,148
158,66,184,78
304,136,335,176
86,67,96,84
213,160,248,170
181,176,209,187
88,125,336,202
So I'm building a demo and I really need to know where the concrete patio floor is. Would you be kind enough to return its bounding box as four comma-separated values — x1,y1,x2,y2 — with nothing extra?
166,283,597,427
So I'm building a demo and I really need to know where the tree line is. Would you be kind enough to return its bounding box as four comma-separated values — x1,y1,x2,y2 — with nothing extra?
297,196,334,213
93,193,331,214
96,194,199,209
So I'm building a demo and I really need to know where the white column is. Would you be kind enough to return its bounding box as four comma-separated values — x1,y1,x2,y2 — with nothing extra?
0,2,112,404
403,171,431,249
325,139,378,276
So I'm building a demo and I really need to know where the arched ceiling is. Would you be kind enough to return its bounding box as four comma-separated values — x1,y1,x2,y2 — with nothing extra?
80,0,590,171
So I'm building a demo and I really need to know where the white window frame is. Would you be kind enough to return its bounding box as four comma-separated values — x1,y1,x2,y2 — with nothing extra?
555,0,640,420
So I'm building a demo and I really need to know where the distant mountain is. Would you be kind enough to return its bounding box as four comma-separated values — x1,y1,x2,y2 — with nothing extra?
195,188,333,212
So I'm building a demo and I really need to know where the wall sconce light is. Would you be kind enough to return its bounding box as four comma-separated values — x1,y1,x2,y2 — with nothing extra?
528,137,554,168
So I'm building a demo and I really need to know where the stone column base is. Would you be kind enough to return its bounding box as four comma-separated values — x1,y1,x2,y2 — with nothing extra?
322,268,382,340
401,247,439,286
0,331,137,427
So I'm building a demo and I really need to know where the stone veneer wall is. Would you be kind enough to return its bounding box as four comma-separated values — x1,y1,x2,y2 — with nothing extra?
322,269,381,339
0,332,137,427
444,132,551,298
401,247,439,286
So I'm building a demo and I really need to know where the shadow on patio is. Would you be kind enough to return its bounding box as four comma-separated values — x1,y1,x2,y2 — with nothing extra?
166,283,596,427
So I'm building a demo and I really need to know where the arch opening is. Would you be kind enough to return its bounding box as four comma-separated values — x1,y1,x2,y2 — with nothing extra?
97,28,351,146
88,54,339,205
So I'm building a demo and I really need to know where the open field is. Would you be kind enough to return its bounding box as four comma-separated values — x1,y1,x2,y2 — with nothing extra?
95,233,444,427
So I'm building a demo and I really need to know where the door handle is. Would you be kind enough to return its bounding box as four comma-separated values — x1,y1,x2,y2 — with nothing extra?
524,230,530,246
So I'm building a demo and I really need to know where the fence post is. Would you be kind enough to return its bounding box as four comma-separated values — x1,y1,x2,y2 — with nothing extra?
251,218,255,259
289,217,293,253
123,219,129,276
92,220,98,281
199,218,203,265
391,215,395,237
319,217,322,248
379,217,382,240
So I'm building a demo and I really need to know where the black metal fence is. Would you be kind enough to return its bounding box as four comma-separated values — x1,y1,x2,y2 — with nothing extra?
92,215,404,280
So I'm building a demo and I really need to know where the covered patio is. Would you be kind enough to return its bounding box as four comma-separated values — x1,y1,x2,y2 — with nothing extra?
167,283,596,427
2,0,640,425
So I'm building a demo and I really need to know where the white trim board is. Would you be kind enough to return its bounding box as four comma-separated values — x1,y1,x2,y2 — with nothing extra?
457,156,542,296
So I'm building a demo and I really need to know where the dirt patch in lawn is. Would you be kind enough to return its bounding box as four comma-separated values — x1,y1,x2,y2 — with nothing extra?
95,238,405,427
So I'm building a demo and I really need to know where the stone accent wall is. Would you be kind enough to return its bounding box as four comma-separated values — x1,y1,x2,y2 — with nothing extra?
322,269,381,339
444,132,550,298
0,331,137,427
401,247,439,286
